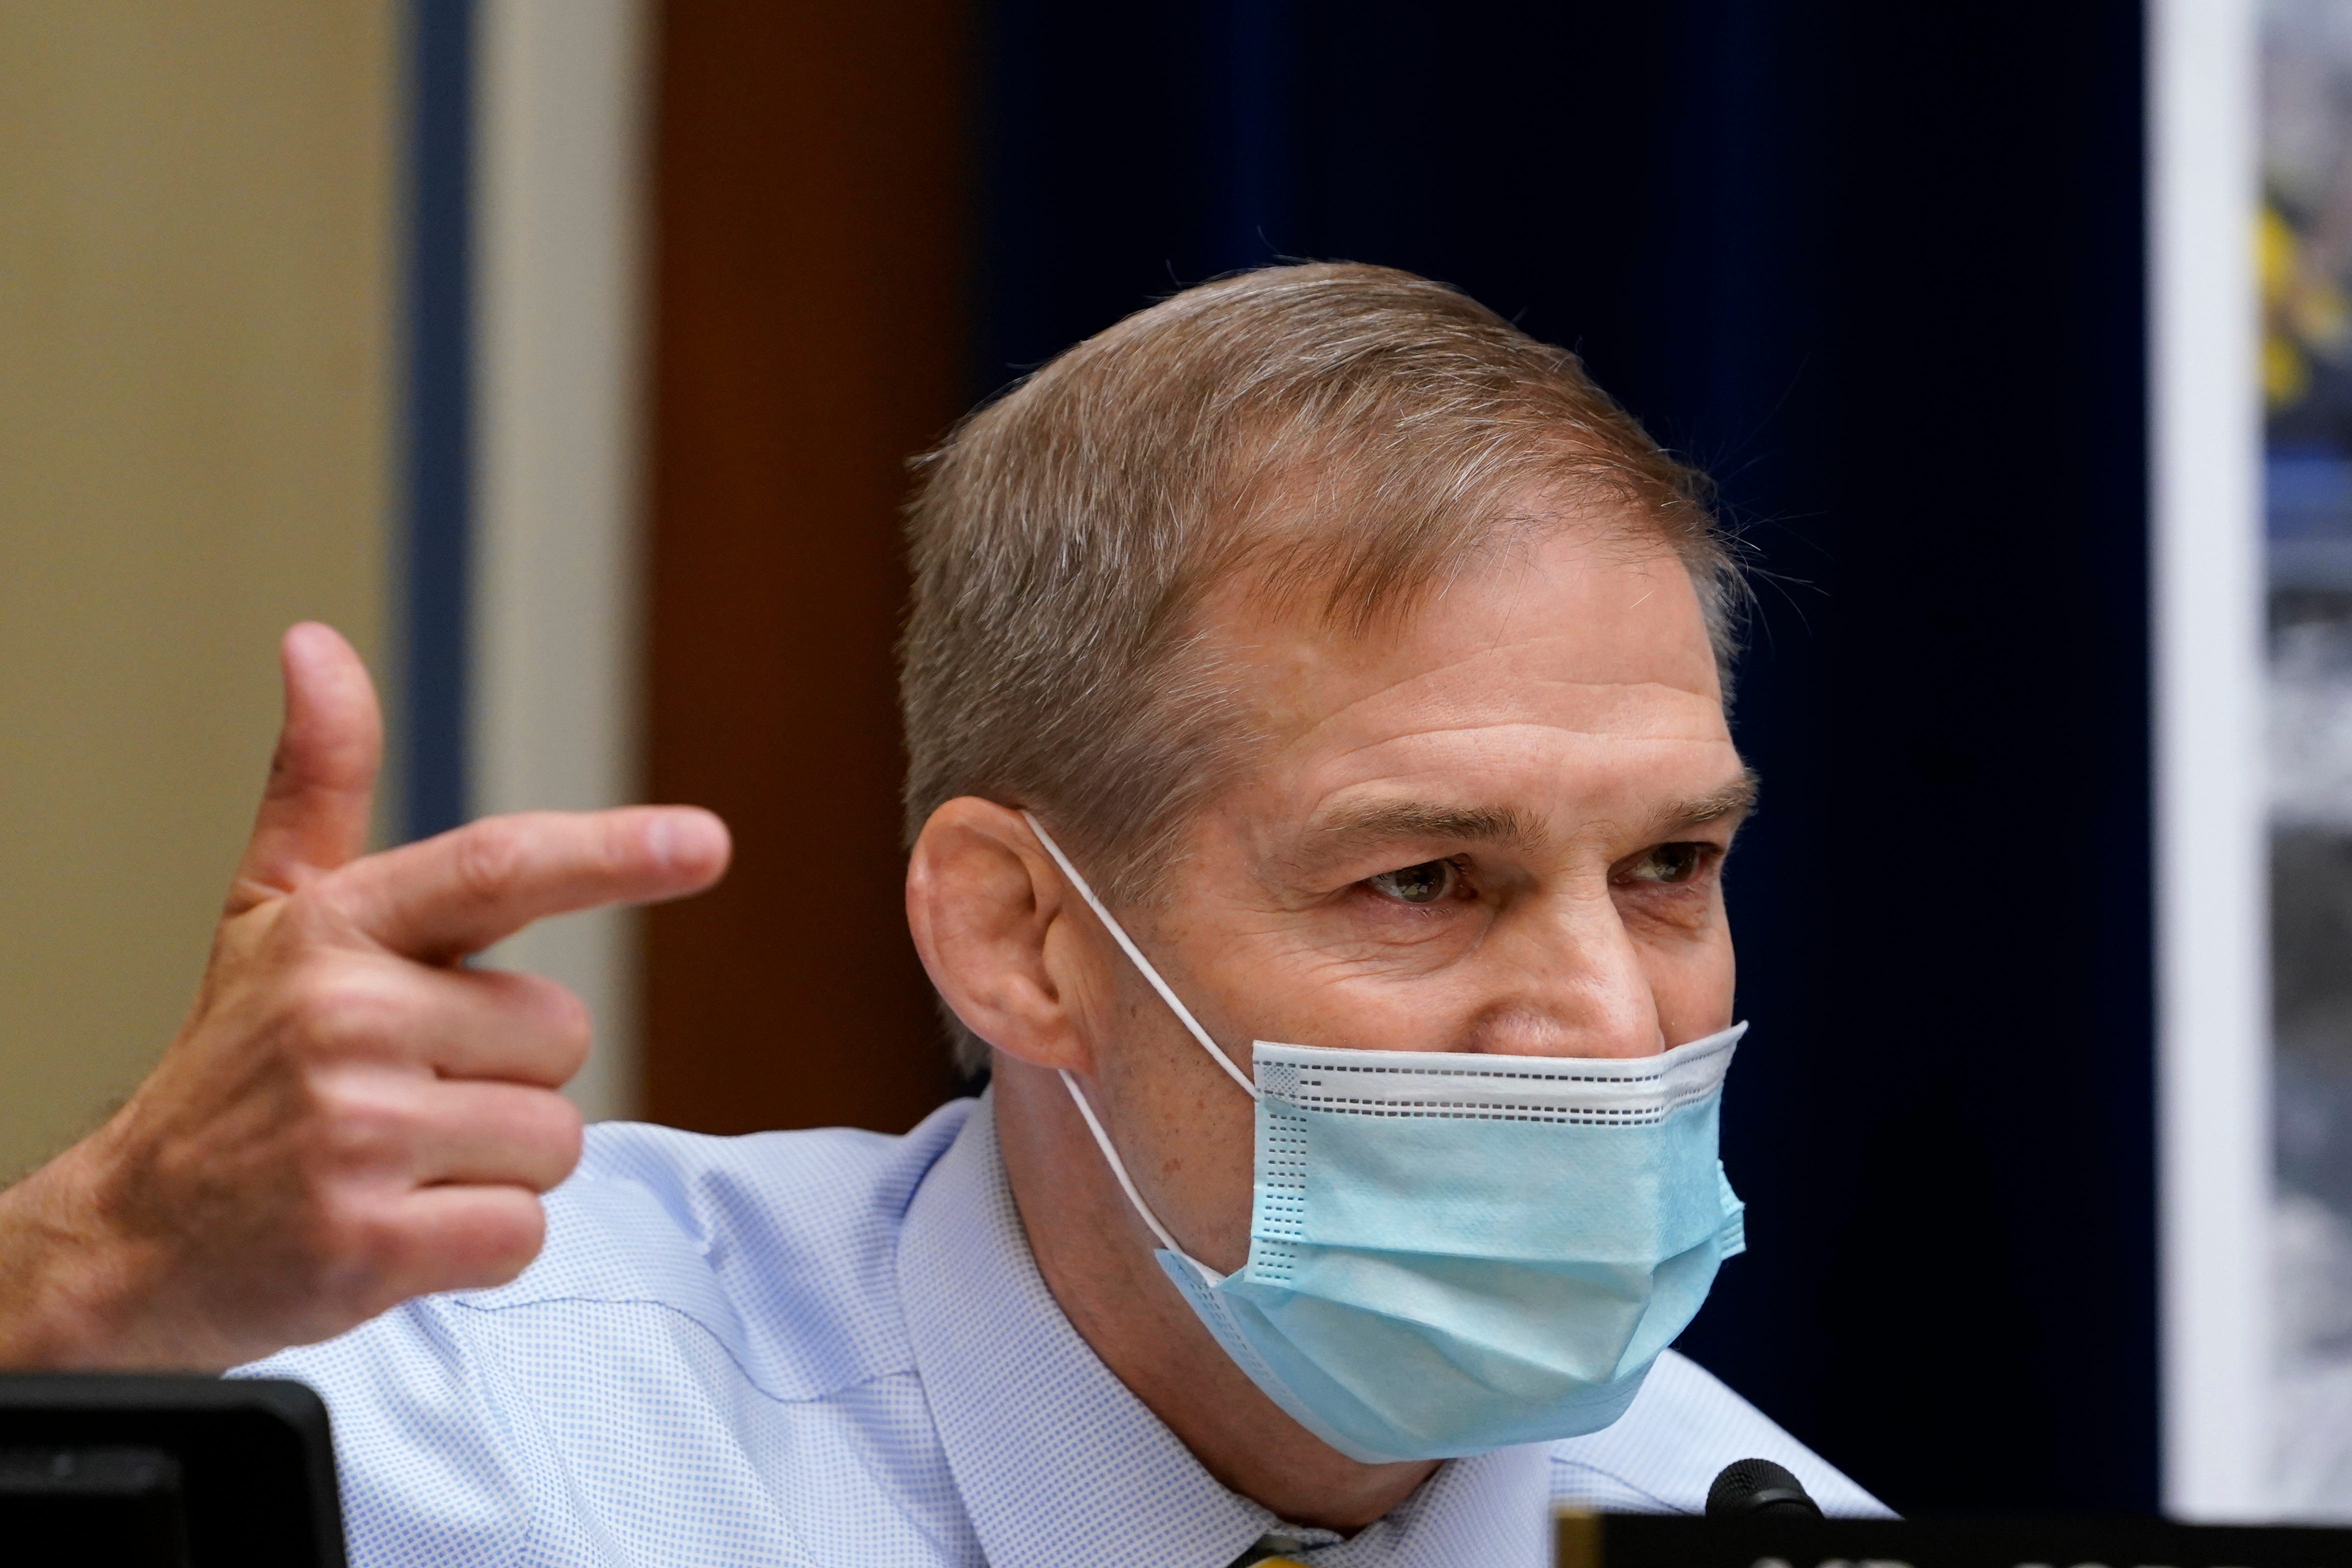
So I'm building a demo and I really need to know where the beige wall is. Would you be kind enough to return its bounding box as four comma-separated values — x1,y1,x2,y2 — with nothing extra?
475,0,652,1122
0,4,396,1176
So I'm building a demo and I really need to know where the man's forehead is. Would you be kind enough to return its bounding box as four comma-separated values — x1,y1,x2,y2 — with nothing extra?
1177,532,1742,871
1214,531,1726,744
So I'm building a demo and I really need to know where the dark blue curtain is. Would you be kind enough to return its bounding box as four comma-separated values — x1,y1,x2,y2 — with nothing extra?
975,0,2154,1514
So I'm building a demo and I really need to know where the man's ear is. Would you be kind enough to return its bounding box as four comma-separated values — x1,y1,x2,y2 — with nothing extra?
906,798,1100,1074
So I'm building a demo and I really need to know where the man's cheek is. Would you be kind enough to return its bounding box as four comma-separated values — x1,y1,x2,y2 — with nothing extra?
1641,935,1740,1036
1258,966,1496,1056
1252,890,1490,976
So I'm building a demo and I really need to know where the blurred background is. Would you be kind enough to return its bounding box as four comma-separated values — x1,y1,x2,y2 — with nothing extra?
2262,0,2352,1514
0,0,2320,1528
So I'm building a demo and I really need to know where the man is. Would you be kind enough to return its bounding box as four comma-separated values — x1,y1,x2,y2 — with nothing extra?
0,264,1880,1564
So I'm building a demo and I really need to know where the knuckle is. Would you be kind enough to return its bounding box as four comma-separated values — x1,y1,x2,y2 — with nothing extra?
482,970,592,1080
482,1204,550,1278
306,1190,401,1282
266,881,356,952
418,1196,546,1294
284,968,402,1060
547,982,592,1046
505,968,590,1036
306,1078,413,1166
542,1098,586,1174
476,1202,548,1284
208,898,280,966
594,814,641,880
510,1089,585,1180
536,984,594,1072
451,820,529,906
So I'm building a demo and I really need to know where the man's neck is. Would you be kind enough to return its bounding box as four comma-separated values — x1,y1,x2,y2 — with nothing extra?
989,1057,1438,1532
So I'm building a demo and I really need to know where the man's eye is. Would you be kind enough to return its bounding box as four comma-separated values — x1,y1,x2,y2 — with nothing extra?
1624,842,1711,885
1364,859,1460,904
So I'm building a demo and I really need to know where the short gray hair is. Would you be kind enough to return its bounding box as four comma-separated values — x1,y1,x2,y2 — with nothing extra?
899,263,1734,1071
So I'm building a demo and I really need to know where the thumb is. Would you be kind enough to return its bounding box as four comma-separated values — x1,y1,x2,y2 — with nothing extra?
226,622,384,915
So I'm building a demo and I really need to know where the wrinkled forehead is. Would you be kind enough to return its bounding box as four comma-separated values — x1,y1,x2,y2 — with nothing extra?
1159,526,1740,876
1206,522,1728,753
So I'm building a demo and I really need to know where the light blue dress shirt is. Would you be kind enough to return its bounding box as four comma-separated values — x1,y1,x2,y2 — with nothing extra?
242,1094,1884,1566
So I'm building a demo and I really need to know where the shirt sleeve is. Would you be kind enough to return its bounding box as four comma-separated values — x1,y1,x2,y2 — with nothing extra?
238,1298,536,1568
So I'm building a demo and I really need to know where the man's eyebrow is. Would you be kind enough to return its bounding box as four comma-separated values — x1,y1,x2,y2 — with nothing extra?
1294,770,1760,868
1302,800,1551,858
1652,770,1760,834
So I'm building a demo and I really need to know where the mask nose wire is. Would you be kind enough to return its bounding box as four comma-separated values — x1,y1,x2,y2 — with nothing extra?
1019,811,1260,1100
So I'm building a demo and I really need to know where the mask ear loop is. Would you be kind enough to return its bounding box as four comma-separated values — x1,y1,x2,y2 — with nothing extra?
1056,1066,1186,1256
1019,810,1258,1263
1019,812,1260,1101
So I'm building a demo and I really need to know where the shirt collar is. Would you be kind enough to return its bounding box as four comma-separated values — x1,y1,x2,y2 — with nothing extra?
896,1094,1554,1568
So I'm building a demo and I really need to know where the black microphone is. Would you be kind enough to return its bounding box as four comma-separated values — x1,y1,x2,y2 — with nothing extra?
1706,1458,1823,1520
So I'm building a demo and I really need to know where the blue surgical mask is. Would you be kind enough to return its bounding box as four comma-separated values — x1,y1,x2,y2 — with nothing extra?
1024,813,1748,1464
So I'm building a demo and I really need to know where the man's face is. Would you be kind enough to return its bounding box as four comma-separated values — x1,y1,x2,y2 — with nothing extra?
1075,516,1748,1269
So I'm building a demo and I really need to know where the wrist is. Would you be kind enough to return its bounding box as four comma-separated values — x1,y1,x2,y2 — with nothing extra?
0,1132,158,1368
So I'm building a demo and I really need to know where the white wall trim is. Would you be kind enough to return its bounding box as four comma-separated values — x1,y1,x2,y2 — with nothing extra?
471,0,652,1122
2150,0,2271,1520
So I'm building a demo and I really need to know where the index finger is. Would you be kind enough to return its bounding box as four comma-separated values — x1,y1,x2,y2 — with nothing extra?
324,806,730,960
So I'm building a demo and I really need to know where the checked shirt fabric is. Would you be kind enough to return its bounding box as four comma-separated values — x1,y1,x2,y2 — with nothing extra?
242,1094,1883,1568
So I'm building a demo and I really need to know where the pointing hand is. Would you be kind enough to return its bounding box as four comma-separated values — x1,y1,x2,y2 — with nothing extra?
0,624,730,1369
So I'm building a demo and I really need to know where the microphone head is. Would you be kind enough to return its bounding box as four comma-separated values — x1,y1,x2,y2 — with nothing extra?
1706,1457,1824,1520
